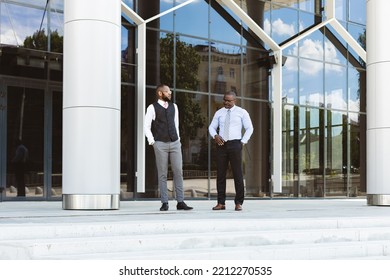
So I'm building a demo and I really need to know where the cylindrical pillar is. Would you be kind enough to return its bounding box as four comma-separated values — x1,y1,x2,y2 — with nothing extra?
366,0,390,205
62,0,121,209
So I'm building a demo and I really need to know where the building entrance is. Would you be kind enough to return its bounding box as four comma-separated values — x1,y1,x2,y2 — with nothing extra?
0,80,62,201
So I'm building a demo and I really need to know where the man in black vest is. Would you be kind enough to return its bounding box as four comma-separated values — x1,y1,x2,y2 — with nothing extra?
144,84,193,211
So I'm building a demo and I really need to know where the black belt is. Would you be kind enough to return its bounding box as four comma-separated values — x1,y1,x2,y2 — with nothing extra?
224,139,241,143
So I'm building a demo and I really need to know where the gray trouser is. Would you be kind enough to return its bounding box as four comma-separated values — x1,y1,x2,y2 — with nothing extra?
153,140,184,203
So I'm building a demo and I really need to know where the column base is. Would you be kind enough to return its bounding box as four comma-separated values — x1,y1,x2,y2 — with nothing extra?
62,194,120,210
367,194,390,206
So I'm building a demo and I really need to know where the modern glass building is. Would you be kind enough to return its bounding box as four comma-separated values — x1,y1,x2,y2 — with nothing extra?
0,0,370,207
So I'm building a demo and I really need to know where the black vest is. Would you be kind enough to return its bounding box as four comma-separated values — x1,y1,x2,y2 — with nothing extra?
152,102,179,142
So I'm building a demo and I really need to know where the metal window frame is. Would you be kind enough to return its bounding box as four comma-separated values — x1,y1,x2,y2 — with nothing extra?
121,0,366,194
121,0,197,193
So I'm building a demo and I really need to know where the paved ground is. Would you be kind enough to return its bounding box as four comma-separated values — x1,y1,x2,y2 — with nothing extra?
2,198,390,280
1,198,390,225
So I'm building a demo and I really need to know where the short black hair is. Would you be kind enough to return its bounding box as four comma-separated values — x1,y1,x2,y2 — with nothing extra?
224,91,237,98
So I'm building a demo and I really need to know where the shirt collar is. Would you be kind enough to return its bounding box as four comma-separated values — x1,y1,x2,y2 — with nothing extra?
225,105,235,111
158,99,168,106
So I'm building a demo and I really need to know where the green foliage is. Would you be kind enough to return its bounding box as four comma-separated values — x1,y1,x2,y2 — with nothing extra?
358,29,366,50
23,29,63,53
160,33,200,90
159,33,205,142
358,29,366,68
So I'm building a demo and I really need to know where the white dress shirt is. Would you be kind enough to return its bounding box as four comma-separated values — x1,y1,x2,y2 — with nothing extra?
208,105,254,144
144,100,180,145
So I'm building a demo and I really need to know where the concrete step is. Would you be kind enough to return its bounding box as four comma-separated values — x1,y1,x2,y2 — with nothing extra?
3,218,390,259
46,239,390,260
2,216,390,240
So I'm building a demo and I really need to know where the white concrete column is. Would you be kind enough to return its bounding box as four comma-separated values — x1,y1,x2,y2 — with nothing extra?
62,0,121,209
366,0,390,205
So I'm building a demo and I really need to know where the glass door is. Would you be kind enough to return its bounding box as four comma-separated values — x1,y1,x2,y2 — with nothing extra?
0,83,5,200
51,90,62,199
6,86,45,199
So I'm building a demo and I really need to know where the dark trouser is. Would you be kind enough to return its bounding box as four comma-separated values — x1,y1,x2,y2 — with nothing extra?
216,140,244,205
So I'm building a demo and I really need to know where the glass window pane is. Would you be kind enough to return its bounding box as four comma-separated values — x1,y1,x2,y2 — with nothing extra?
175,0,208,39
299,107,324,197
121,25,130,64
281,104,299,197
1,2,50,47
299,11,317,32
324,26,347,65
210,1,242,45
347,23,366,65
283,56,298,104
298,30,323,60
299,58,324,107
349,0,366,24
272,0,298,9
325,63,347,110
325,110,347,197
335,0,347,22
195,44,211,93
240,0,270,48
0,0,64,51
156,31,173,84
121,84,136,199
263,1,271,37
208,42,243,95
51,90,62,198
160,34,203,92
122,0,133,9
348,66,364,113
7,87,44,198
139,1,172,31
175,91,209,199
350,113,365,196
121,21,136,84
283,41,296,58
270,4,299,45
48,1,64,45
243,46,269,100
299,0,315,13
158,12,174,32
244,100,270,197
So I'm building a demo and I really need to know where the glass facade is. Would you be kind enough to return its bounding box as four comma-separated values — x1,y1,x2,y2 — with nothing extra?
0,0,366,201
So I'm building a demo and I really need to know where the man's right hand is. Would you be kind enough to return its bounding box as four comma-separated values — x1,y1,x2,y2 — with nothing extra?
214,135,225,146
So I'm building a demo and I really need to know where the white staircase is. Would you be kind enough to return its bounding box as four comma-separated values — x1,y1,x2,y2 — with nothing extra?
2,215,390,259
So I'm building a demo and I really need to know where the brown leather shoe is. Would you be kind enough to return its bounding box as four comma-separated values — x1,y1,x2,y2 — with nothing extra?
235,204,242,211
212,203,226,210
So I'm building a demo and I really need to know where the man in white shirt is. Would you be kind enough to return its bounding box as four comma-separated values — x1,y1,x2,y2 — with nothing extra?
144,84,193,211
208,91,254,211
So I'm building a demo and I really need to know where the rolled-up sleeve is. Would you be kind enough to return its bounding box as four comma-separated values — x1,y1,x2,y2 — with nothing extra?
208,111,220,138
241,110,253,144
144,104,155,145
